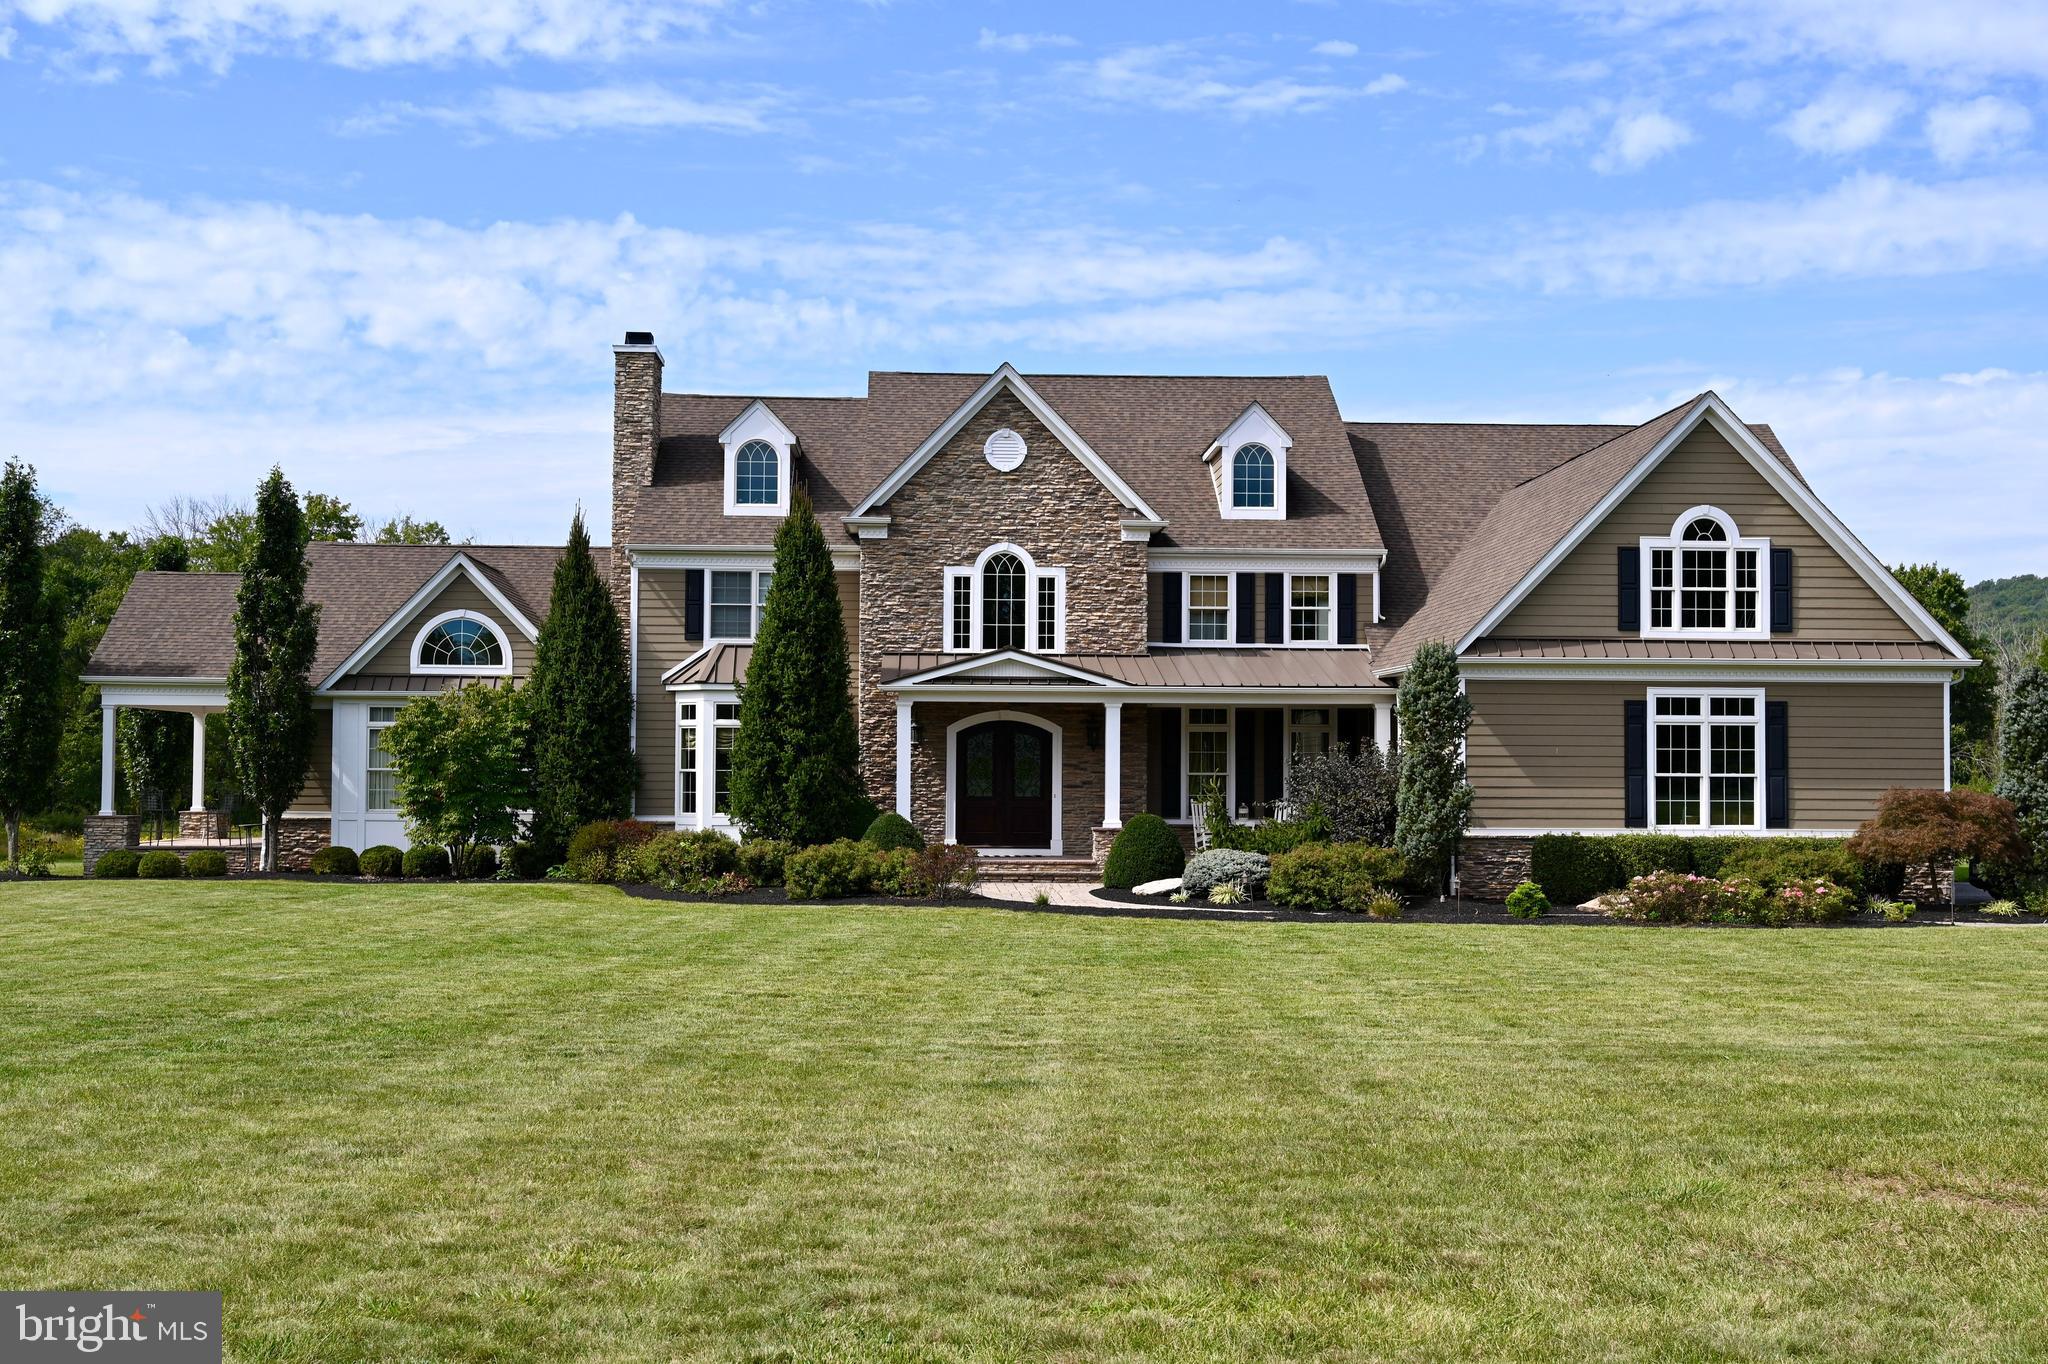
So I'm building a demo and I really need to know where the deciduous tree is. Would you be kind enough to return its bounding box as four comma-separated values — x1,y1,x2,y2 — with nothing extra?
0,461,60,867
383,683,530,877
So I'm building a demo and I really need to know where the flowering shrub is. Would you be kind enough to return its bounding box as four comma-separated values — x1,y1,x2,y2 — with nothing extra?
1772,875,1856,924
1602,870,1732,923
1601,870,1854,925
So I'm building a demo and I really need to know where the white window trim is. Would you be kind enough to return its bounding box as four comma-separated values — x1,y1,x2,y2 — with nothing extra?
1646,686,1766,833
720,400,795,518
675,698,701,824
1181,705,1234,823
673,690,743,833
1640,505,1771,641
706,568,773,644
409,609,514,676
365,703,402,813
1208,402,1291,521
941,544,1065,656
1285,571,1336,645
1226,444,1284,519
1183,572,1234,644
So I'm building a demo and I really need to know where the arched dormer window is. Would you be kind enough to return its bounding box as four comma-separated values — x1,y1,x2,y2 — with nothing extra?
412,610,512,675
1232,444,1275,509
734,439,779,506
1642,506,1769,638
944,544,1066,654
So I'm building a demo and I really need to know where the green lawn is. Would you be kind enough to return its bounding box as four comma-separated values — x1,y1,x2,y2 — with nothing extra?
3,885,2046,1363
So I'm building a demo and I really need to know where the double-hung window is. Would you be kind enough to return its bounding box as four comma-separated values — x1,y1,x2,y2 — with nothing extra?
713,702,740,815
1185,707,1230,818
709,569,772,641
1288,573,1333,643
1187,574,1231,642
366,705,400,811
677,703,699,816
1651,690,1762,829
1643,509,1767,638
943,547,1063,654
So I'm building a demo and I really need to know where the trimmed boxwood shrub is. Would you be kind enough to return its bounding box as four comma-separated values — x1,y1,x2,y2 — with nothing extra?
862,811,925,852
184,849,228,878
566,819,658,884
1685,836,1745,879
470,846,499,879
359,845,404,879
1267,843,1407,913
92,848,140,879
1608,834,1694,884
1505,880,1550,918
309,845,359,876
1529,835,1626,904
1531,832,1868,904
1718,838,1865,896
737,838,791,887
1181,848,1271,899
403,844,451,878
785,839,879,899
1103,814,1185,889
624,829,738,886
138,850,185,879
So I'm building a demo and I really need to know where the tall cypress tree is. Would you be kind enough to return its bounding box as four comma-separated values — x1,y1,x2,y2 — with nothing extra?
0,461,60,868
225,468,320,871
526,510,633,853
1394,640,1473,896
728,487,861,845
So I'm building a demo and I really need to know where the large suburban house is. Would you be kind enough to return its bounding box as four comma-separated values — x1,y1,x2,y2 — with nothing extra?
84,331,1972,891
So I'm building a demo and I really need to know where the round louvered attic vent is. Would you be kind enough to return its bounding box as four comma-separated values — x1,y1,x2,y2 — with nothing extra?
983,427,1027,472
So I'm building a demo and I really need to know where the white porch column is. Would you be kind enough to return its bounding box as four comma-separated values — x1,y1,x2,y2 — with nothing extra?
189,712,208,811
894,698,913,818
1375,701,1395,754
1103,700,1123,828
100,703,118,815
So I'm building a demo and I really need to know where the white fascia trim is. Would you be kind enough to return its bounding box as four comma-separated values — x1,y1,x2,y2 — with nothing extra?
844,515,892,541
409,608,516,676
634,546,860,573
888,649,1127,688
846,363,1165,525
1455,394,1971,661
317,553,538,691
82,674,227,686
1471,827,1855,840
1459,661,1959,683
1148,550,1384,574
95,682,231,709
883,683,1393,703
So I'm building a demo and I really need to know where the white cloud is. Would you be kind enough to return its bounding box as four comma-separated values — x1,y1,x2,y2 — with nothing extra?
976,27,1075,54
1312,39,1357,57
340,84,782,138
1926,95,2033,167
1779,82,1910,154
1592,109,1692,173
1064,43,1405,118
1566,0,2048,82
1492,173,2048,295
0,0,726,70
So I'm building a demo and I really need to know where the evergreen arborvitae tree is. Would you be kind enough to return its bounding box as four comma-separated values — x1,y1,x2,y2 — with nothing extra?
1394,640,1473,895
728,487,861,844
225,468,320,871
526,510,633,853
0,461,60,867
1996,663,2048,867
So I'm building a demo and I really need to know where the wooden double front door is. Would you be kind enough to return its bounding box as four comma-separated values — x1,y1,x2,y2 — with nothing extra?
955,720,1054,849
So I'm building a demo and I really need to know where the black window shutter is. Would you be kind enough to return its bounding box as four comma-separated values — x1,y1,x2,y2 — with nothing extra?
1157,709,1182,819
1624,699,1648,828
1263,710,1284,807
1235,709,1257,813
1766,700,1789,828
1264,574,1284,644
1617,547,1641,632
1337,574,1358,644
1770,548,1794,633
1160,573,1183,644
684,567,705,640
1235,573,1257,644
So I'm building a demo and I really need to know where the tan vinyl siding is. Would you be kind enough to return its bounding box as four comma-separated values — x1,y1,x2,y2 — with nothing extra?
1467,678,1947,830
357,575,536,676
838,571,860,661
1495,425,1919,643
289,707,333,813
1784,682,1944,826
635,569,698,819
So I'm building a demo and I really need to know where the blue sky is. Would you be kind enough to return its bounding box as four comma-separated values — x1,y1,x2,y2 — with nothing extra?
6,0,2047,580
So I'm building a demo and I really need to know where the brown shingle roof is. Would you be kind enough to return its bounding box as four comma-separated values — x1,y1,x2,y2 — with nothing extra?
625,371,1382,552
87,542,602,682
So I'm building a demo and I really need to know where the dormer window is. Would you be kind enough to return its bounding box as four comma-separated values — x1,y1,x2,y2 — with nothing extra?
1206,402,1290,520
1232,445,1275,509
1641,507,1769,640
945,544,1065,654
411,610,512,675
720,400,795,517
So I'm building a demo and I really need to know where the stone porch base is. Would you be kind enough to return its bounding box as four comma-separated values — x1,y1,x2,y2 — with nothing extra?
178,809,232,841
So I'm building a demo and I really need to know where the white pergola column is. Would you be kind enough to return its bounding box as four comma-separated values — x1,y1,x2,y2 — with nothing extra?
100,703,118,815
894,698,913,818
1102,700,1123,828
1375,701,1395,754
189,712,208,811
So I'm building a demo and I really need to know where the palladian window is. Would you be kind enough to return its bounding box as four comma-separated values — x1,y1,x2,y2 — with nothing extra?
735,439,780,506
944,545,1064,654
1644,508,1766,637
413,614,507,671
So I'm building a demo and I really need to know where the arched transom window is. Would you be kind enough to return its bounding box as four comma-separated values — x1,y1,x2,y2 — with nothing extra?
944,545,1066,654
412,610,511,673
1643,507,1769,637
735,439,780,506
1232,443,1275,508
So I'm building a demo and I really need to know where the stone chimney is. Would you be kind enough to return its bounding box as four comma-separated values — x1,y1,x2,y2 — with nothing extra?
610,330,663,615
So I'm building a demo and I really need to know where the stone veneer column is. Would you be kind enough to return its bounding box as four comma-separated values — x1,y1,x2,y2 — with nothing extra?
83,815,140,875
609,337,663,618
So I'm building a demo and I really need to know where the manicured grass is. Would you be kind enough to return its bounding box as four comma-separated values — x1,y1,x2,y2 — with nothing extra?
3,883,2046,1362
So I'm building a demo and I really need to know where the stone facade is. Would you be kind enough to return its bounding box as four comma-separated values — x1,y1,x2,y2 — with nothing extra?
83,815,140,875
178,809,231,841
1457,837,1534,902
609,344,662,617
856,389,1149,814
277,817,331,871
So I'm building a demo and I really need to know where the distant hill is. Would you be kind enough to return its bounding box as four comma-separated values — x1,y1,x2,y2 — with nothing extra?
1969,574,2048,648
